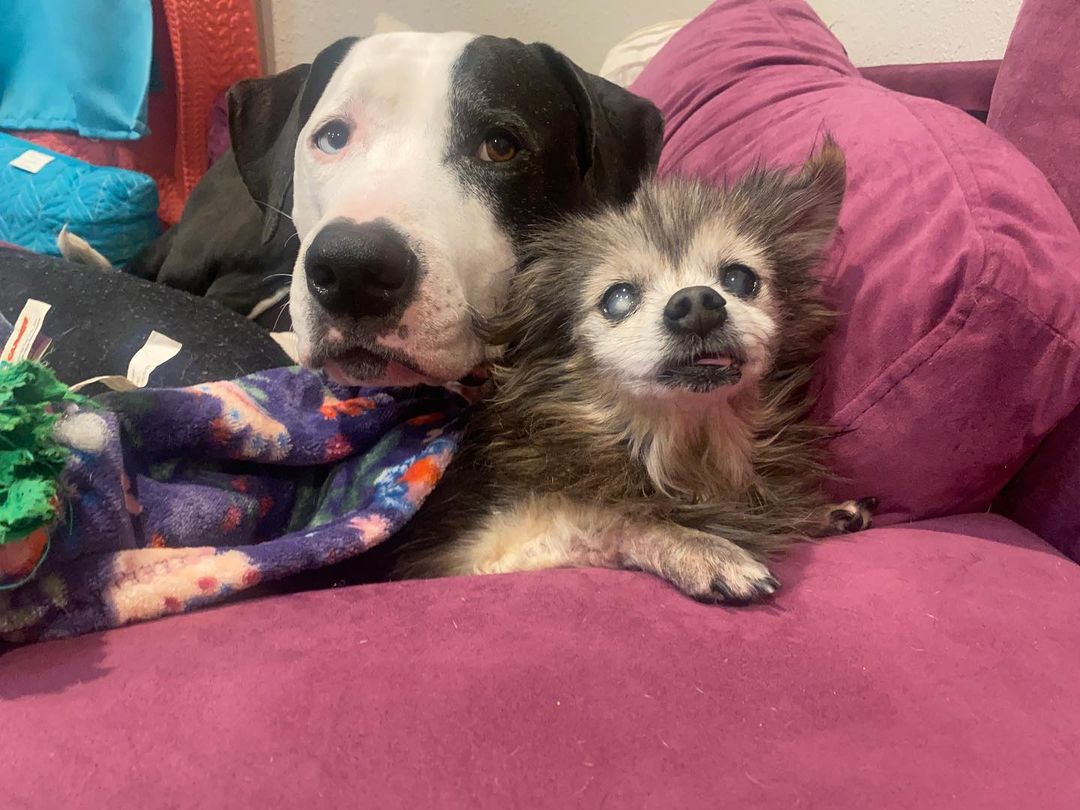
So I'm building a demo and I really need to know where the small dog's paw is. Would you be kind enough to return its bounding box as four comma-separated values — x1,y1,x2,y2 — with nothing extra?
672,542,780,605
827,497,878,534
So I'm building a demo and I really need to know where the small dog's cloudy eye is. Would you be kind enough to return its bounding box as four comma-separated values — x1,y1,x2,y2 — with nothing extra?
600,283,641,321
313,120,351,154
721,263,759,298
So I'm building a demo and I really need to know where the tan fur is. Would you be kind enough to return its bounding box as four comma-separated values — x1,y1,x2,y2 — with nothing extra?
400,139,871,602
621,386,759,497
439,495,776,602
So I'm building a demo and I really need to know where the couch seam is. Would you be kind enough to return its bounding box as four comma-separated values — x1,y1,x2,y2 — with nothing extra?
837,280,1080,430
833,282,982,428
982,279,1080,351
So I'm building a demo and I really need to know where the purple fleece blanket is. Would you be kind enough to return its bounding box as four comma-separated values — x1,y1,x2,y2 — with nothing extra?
0,367,465,642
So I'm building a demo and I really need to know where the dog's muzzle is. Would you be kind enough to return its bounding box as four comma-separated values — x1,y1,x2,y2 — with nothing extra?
658,286,745,392
304,217,418,319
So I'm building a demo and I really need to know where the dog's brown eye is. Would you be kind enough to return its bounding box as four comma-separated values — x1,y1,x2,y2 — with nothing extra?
477,129,519,163
600,283,640,321
721,263,759,298
314,120,350,154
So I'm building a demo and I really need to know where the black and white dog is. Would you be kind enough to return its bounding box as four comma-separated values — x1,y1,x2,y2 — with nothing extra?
129,32,664,383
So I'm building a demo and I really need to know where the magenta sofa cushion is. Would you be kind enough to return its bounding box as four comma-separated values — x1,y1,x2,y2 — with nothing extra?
4,515,1079,809
632,0,1080,523
984,0,1080,557
988,0,1080,228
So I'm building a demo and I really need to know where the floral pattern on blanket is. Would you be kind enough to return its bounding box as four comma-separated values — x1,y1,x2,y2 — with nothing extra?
0,367,466,643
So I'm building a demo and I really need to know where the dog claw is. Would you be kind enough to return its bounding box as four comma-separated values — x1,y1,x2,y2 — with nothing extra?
697,566,780,605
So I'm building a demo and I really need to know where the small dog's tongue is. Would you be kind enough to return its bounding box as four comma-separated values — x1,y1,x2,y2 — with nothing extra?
694,354,734,367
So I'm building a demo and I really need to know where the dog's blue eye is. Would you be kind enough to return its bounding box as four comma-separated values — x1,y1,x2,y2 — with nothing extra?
314,120,350,154
600,283,641,321
721,263,759,297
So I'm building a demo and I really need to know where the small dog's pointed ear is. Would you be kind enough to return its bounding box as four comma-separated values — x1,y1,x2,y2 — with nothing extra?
775,137,847,258
227,37,359,242
534,44,664,206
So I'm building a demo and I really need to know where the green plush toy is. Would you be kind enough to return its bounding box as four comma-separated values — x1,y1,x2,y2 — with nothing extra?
0,361,84,548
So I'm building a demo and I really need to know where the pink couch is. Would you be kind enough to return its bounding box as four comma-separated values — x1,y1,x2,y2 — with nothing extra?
4,2,1079,807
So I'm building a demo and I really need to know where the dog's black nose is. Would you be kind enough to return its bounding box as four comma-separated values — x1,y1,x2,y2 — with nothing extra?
304,218,417,318
663,286,726,337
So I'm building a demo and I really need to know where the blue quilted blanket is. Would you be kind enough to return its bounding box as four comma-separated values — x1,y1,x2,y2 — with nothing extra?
0,134,160,265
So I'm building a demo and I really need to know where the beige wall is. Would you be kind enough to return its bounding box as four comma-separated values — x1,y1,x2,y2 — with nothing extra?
810,0,1022,66
260,0,1022,72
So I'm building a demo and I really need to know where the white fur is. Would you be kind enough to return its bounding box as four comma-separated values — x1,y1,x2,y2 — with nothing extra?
54,412,109,453
289,32,516,382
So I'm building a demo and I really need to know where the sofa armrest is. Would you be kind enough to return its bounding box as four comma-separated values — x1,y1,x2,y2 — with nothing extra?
859,60,1000,120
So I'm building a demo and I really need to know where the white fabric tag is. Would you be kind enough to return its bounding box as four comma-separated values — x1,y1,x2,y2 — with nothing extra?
126,331,182,387
9,150,55,174
69,375,140,393
2,299,51,363
70,331,182,392
270,331,300,362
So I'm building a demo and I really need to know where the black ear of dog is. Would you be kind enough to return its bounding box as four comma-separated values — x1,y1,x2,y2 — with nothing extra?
535,44,664,206
227,37,359,243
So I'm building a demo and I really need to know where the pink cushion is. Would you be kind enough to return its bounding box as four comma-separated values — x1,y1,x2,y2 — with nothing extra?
985,0,1080,555
4,515,1079,808
632,0,1080,522
988,0,1080,228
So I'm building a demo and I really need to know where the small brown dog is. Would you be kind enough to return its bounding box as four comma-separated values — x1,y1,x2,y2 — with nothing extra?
394,139,873,603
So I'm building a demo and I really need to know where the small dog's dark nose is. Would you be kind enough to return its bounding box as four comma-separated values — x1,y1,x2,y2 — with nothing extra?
663,286,726,337
304,218,417,318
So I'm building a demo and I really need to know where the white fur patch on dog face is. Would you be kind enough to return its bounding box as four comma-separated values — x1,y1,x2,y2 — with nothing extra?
290,32,515,383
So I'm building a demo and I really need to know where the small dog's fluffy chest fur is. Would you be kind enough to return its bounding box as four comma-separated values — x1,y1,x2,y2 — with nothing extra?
484,360,762,504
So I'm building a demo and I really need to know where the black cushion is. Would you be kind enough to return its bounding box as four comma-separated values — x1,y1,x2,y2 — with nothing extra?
1,248,291,387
